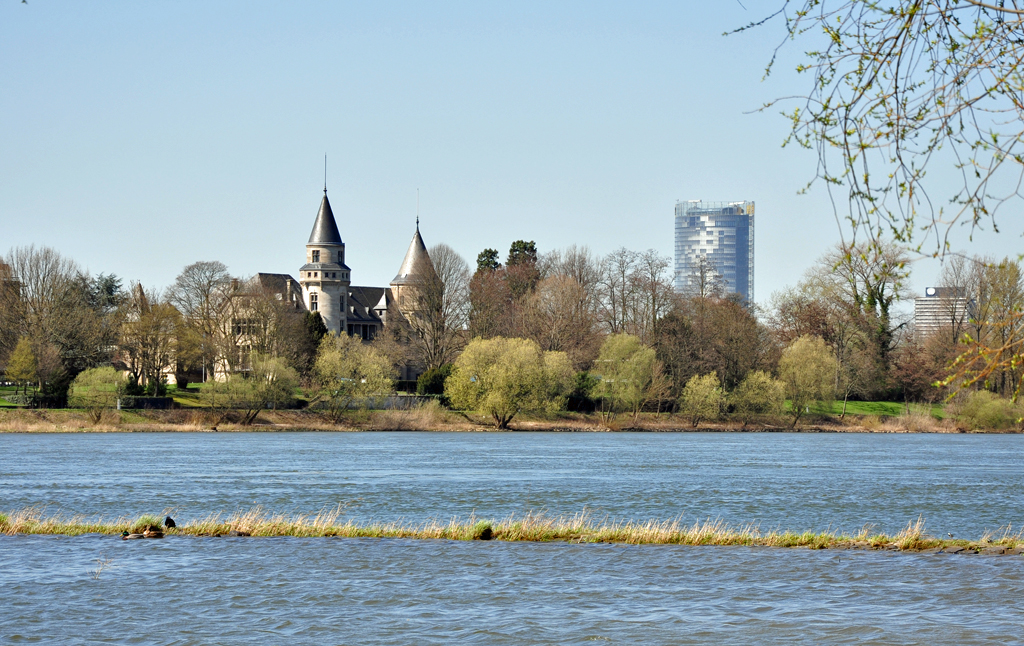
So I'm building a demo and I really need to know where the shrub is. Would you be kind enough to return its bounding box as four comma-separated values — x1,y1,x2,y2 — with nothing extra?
445,337,573,428
730,370,785,426
213,355,299,425
68,367,127,424
679,373,725,428
593,334,669,422
416,364,453,401
778,335,837,427
957,391,1021,430
314,334,394,422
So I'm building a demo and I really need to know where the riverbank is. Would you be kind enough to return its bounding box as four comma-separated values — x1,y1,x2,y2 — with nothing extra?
0,407,1008,433
2,508,1021,554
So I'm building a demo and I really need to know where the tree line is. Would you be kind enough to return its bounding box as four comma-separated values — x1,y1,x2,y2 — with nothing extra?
2,239,1021,426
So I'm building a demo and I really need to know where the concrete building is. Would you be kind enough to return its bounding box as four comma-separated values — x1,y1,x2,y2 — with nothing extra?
674,200,755,301
914,286,970,338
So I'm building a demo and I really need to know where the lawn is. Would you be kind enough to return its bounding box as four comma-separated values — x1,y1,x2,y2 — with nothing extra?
781,400,945,419
0,385,31,408
827,400,945,418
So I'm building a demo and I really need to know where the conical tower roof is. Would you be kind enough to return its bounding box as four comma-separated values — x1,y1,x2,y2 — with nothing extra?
307,192,343,245
391,225,437,285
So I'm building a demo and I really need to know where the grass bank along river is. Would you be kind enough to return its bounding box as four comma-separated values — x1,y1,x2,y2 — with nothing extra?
2,508,1022,555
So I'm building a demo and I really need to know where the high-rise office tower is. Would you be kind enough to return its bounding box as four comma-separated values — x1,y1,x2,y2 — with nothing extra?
674,200,755,301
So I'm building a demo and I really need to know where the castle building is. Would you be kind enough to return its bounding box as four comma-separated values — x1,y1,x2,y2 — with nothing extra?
278,189,437,379
299,190,351,336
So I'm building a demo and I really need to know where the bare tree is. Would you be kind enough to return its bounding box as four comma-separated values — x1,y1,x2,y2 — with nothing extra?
630,249,675,345
815,242,912,366
598,248,638,335
523,246,604,369
936,256,978,347
117,284,181,394
685,255,726,300
402,243,471,371
2,246,112,389
168,261,231,381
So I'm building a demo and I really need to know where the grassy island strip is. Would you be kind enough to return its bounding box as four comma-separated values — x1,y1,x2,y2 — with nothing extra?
1,508,1021,553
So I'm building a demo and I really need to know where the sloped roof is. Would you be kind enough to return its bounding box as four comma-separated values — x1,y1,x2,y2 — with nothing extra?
348,286,390,323
255,273,302,297
307,192,343,246
391,227,437,285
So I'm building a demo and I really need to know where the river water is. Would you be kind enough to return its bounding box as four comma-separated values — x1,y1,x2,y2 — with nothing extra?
1,432,1022,643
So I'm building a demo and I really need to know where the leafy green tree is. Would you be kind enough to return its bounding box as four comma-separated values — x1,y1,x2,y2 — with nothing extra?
290,311,328,377
314,334,394,423
6,337,37,395
506,240,538,267
593,334,668,422
68,367,127,424
730,370,785,427
417,364,453,396
217,354,299,425
305,311,328,346
445,336,573,429
88,273,123,311
567,371,600,411
476,248,501,274
679,373,725,428
778,336,838,427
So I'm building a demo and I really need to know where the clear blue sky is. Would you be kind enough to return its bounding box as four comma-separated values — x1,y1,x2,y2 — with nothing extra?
1,1,1018,307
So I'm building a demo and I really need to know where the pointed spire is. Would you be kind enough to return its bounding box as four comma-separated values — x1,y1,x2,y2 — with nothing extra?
391,226,437,286
308,193,343,245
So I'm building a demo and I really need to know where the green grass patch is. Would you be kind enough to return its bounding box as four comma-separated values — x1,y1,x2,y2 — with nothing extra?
781,400,946,419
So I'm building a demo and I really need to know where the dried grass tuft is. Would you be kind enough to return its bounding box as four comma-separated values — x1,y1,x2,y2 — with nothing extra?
368,400,454,431
3,508,1018,553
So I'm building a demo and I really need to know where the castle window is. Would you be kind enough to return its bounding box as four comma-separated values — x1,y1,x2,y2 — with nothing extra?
310,293,318,311
312,250,320,263
338,251,343,263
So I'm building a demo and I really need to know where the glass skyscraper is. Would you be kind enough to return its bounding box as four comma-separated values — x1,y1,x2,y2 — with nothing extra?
674,200,755,301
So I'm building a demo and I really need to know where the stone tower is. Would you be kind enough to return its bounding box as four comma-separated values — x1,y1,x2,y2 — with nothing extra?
390,220,438,318
300,190,350,335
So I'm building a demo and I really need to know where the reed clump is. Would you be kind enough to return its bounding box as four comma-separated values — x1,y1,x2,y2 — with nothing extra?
368,400,457,431
3,508,1021,553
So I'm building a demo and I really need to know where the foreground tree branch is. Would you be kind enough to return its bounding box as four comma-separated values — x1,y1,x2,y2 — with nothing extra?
755,0,1024,252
